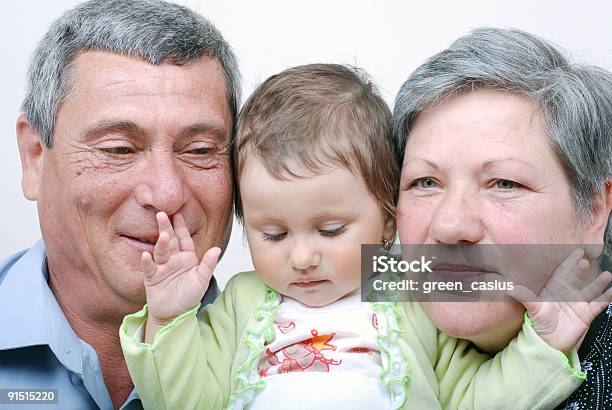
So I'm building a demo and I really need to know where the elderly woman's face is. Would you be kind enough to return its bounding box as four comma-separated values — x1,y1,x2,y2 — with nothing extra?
396,89,603,351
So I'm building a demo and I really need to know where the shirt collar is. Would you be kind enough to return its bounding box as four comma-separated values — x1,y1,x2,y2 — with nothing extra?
0,240,84,373
0,239,218,410
0,240,220,370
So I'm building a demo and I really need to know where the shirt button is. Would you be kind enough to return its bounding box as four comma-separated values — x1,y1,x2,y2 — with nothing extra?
70,373,83,386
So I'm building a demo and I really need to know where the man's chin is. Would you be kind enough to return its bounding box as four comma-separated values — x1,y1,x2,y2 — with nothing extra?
102,251,148,306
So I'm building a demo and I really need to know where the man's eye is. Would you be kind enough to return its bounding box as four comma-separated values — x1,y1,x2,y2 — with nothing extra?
319,225,347,237
262,232,287,242
100,146,135,155
181,145,227,169
185,147,216,156
411,178,438,189
494,179,521,190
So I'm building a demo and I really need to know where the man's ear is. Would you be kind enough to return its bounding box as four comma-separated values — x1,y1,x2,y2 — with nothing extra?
16,114,45,201
584,179,612,250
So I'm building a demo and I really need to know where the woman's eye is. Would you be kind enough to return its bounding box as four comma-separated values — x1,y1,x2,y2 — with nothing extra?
100,146,135,155
411,178,438,189
262,232,287,242
319,225,347,237
494,179,521,190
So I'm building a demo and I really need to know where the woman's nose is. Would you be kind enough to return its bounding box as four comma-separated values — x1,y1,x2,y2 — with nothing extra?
429,187,484,244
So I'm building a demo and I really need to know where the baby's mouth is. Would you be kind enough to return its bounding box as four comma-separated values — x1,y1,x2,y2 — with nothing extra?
292,279,328,288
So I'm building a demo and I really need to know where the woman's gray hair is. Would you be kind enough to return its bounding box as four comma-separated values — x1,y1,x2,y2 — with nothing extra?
393,27,612,264
22,0,241,147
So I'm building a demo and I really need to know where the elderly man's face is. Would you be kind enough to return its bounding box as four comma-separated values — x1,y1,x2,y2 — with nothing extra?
397,89,608,351
21,51,232,307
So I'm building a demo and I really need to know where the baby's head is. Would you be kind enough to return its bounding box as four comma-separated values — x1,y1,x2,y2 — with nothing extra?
234,64,398,306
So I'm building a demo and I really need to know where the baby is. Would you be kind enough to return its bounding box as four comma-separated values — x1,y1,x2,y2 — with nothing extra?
120,64,612,409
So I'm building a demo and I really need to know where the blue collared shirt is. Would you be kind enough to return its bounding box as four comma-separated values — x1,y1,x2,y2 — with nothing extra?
0,240,219,409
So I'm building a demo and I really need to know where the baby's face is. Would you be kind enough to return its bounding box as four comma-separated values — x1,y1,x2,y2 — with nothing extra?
240,158,386,306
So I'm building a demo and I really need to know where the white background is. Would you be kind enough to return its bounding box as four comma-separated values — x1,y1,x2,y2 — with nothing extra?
1,0,611,288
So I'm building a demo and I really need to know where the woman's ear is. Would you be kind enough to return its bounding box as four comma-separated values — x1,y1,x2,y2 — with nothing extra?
16,114,45,201
583,180,612,259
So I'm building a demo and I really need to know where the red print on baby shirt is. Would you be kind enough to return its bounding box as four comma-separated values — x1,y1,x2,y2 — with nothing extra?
258,329,342,376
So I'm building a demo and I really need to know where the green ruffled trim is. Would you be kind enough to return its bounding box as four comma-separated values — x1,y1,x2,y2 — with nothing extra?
372,302,410,410
365,272,405,303
226,286,280,410
524,311,533,327
523,312,587,381
557,351,587,381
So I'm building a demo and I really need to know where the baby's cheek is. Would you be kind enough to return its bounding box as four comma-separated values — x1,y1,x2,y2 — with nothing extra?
332,241,362,278
251,247,283,283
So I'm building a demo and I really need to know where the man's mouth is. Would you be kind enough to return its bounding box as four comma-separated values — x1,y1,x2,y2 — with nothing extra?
120,234,158,250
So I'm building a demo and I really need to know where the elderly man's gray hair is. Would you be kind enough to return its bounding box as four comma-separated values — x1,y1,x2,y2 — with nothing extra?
22,0,241,148
393,27,612,264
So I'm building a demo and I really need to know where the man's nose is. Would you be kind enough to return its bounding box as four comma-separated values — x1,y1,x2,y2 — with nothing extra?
429,186,484,244
290,237,321,271
136,151,187,215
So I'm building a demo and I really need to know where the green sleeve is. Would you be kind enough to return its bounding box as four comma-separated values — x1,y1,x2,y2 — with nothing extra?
436,314,585,410
119,275,246,410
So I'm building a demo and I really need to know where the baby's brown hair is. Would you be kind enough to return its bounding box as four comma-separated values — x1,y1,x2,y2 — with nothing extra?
233,64,399,240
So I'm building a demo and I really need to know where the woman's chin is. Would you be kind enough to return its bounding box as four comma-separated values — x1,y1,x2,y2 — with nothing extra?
421,301,525,351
